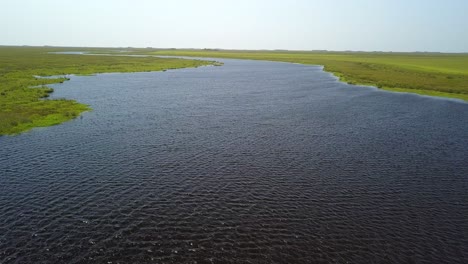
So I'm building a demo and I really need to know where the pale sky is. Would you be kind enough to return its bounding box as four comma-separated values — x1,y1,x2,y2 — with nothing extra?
1,0,467,52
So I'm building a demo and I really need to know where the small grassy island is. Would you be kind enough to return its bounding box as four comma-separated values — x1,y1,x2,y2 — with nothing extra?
0,46,215,135
142,49,468,101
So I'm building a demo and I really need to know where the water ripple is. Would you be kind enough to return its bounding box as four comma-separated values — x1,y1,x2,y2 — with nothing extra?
1,59,467,263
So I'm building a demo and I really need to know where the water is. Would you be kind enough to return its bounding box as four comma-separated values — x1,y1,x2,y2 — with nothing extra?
1,59,467,263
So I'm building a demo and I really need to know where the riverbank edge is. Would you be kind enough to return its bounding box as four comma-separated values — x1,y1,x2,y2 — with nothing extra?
148,52,468,102
1,60,216,136
332,71,468,101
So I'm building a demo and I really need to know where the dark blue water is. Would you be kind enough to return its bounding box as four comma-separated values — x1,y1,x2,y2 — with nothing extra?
1,59,467,263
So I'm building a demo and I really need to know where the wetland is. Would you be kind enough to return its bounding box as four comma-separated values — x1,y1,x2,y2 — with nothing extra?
1,56,467,263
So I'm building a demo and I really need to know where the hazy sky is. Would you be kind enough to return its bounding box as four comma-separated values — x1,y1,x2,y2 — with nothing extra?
1,0,467,52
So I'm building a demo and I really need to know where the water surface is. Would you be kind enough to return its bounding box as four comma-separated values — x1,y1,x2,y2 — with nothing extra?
1,59,467,263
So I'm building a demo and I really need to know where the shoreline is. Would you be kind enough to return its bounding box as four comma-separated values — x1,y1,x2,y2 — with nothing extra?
146,50,468,102
329,68,468,101
0,47,216,136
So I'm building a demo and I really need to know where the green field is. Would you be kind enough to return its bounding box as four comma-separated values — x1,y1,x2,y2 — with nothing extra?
144,49,468,101
0,46,215,135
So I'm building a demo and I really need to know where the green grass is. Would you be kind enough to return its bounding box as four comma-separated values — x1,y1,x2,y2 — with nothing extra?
141,49,468,101
0,46,215,135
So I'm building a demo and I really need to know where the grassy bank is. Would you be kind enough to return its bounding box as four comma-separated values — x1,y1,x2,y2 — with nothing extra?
144,49,468,101
0,46,214,135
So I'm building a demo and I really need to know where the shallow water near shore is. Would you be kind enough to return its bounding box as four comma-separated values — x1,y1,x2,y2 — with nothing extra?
1,58,467,263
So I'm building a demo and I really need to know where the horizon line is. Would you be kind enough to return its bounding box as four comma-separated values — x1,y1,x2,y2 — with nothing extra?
1,44,468,54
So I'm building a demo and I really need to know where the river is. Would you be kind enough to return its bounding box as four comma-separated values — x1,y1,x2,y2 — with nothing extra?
1,58,467,263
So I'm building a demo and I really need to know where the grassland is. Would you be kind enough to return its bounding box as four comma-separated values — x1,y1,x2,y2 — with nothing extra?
0,46,214,135
143,49,468,101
